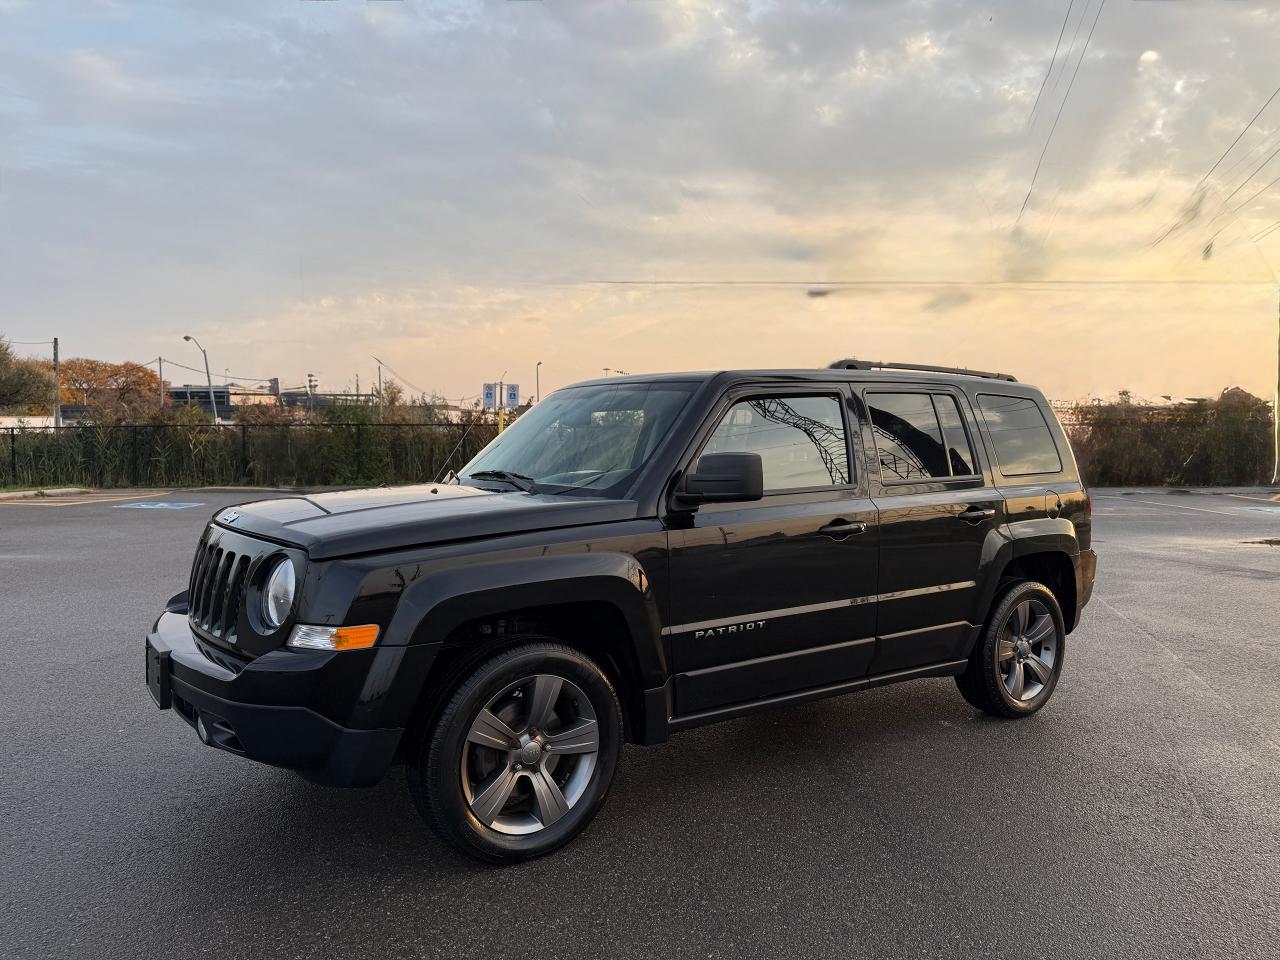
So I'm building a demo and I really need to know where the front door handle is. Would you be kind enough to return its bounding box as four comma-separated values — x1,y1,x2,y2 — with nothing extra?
819,519,867,539
957,507,996,524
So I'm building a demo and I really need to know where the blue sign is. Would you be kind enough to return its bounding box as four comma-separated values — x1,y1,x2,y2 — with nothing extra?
505,383,520,409
114,502,205,510
482,383,497,411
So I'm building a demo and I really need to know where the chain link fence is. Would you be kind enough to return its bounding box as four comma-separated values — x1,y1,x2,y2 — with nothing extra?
2,422,499,489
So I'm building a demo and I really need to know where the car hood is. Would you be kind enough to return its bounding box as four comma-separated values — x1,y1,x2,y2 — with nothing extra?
212,484,639,559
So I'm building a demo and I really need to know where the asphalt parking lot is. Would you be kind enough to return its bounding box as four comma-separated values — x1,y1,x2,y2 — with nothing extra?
3,487,1280,959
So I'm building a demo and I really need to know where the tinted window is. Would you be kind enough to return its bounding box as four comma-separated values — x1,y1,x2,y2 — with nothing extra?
703,395,849,491
933,394,978,476
978,394,1063,476
868,392,950,480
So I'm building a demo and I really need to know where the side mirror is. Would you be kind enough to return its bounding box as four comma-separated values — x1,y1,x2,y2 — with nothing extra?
676,452,764,505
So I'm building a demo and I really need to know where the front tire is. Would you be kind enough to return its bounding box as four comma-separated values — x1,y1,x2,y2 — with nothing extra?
407,640,622,863
956,581,1066,718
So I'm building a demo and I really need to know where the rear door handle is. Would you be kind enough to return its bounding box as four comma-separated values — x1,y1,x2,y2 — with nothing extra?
957,507,996,524
819,519,867,539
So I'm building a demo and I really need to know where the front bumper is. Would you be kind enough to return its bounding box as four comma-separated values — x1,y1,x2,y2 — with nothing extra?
145,608,424,787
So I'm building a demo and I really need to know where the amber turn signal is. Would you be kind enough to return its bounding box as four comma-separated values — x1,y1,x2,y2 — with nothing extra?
286,623,380,651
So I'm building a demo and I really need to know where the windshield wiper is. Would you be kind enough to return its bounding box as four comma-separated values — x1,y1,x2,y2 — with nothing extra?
464,470,538,493
547,465,620,494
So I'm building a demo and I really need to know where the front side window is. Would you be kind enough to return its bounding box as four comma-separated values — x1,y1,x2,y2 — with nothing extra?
977,394,1063,477
868,391,978,481
702,394,850,492
460,381,696,497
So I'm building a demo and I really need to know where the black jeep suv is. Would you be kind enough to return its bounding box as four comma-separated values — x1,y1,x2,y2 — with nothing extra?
145,360,1096,862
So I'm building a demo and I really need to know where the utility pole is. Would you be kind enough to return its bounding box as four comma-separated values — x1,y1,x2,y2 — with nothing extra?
306,373,317,414
51,336,61,428
1273,291,1279,485
158,356,165,409
536,360,542,404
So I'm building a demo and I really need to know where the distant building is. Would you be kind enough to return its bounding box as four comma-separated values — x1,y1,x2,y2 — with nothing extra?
168,384,234,419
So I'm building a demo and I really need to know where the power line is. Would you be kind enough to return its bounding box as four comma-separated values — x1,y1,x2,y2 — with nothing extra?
143,357,273,383
372,356,432,396
582,277,1274,287
1253,219,1280,242
1151,80,1280,248
1200,168,1280,249
1211,140,1280,212
1026,0,1076,130
1043,0,1090,118
1017,0,1107,222
1215,122,1280,186
1194,83,1280,194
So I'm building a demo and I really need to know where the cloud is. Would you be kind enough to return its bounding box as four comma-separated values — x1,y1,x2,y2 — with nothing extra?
1,0,1278,401
922,289,973,312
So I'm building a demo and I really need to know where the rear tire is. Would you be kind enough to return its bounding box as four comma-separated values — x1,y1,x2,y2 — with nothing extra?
956,580,1065,719
406,639,622,863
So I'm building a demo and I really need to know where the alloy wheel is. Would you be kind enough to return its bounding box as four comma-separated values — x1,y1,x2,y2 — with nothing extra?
460,673,600,835
997,598,1057,703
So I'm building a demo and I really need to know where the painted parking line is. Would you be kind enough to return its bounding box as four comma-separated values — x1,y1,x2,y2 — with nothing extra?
0,491,170,508
113,502,204,510
1132,498,1254,517
1094,495,1247,518
1227,493,1280,504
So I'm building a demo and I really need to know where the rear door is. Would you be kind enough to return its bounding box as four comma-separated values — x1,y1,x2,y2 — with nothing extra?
665,384,879,715
859,385,1005,675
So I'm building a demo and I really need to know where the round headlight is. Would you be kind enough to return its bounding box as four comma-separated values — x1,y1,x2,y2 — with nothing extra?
262,557,296,629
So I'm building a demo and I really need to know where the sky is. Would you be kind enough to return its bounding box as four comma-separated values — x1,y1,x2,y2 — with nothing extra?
3,0,1280,404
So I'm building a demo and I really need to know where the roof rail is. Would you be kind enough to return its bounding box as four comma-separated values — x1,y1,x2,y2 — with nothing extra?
826,358,1017,382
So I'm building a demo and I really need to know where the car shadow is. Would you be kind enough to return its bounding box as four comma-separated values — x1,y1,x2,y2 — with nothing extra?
154,675,1029,907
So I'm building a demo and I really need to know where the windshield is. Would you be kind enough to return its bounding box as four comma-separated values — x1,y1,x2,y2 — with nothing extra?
459,381,697,497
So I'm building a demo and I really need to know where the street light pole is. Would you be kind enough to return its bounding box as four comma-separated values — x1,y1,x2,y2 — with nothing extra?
183,335,219,423
372,356,386,420
536,360,542,404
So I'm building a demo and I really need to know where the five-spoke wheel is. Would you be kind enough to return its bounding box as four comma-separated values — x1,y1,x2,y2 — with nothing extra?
462,674,601,834
997,597,1057,703
407,640,621,863
957,580,1066,718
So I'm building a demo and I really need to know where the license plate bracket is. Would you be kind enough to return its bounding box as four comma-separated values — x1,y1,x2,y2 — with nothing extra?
145,637,172,709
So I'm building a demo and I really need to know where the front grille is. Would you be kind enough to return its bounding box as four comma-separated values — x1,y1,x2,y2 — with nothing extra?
188,532,255,644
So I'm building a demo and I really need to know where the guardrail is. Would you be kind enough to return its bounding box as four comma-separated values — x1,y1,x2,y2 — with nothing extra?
2,422,499,489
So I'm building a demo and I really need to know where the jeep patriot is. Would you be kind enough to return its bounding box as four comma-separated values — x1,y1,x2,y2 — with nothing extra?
145,360,1096,862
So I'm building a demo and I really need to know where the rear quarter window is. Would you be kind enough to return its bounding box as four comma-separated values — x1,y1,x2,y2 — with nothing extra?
977,394,1062,477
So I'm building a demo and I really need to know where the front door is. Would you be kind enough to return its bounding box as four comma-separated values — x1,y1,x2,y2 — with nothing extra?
860,386,1006,675
665,386,879,716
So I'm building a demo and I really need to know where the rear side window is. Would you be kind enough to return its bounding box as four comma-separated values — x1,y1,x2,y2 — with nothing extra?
703,394,850,491
868,392,978,481
977,394,1062,477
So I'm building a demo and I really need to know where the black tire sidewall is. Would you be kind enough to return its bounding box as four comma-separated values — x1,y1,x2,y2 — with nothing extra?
419,641,622,862
979,581,1066,717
